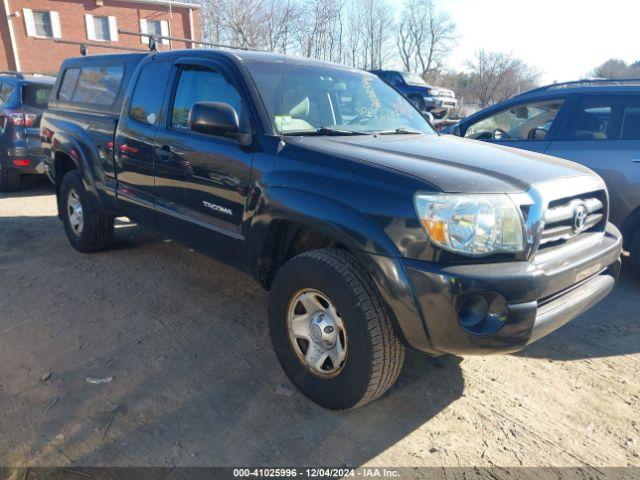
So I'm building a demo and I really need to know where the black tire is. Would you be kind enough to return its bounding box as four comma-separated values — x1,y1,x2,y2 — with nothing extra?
60,170,114,253
0,168,20,192
269,248,405,410
630,231,640,278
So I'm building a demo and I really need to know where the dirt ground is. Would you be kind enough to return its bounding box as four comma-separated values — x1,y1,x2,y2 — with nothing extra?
0,177,638,470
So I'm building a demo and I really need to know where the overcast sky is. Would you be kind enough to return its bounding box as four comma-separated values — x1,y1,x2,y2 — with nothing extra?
425,0,638,84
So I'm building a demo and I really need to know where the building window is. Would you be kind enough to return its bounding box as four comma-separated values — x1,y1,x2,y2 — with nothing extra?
140,19,169,45
33,11,52,37
85,15,118,42
23,9,61,39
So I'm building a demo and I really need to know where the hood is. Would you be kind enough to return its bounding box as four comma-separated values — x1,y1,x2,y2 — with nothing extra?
287,134,595,194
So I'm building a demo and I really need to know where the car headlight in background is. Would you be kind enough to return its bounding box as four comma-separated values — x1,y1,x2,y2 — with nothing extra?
414,194,525,256
428,88,441,97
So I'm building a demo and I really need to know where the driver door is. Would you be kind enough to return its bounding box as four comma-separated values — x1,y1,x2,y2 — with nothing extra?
461,99,567,154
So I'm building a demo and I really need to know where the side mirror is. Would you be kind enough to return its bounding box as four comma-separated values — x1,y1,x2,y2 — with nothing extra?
189,101,240,138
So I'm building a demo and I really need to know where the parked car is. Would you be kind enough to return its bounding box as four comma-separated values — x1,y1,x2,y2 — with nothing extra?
0,71,54,191
442,79,640,275
41,51,621,410
370,70,457,119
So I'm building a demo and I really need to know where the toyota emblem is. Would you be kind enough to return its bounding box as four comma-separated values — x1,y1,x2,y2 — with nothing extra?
573,204,588,233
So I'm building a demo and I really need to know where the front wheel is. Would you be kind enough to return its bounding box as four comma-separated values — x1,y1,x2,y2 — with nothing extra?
60,171,114,253
269,249,405,410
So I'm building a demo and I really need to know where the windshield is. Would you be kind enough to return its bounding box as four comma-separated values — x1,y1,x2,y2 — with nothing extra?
246,61,434,135
401,72,427,86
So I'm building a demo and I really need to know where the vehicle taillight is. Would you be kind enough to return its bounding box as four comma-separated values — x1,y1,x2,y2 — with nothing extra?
12,159,30,167
5,110,25,126
25,113,37,127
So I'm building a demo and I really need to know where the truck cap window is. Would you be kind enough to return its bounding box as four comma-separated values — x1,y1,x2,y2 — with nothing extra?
245,61,433,135
58,66,123,107
129,62,171,125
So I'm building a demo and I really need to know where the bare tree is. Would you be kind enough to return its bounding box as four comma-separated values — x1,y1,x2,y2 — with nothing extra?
357,0,394,70
396,0,456,77
264,0,302,53
296,0,344,62
465,50,540,108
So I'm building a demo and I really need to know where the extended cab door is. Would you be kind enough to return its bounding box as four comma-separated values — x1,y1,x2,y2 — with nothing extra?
153,59,253,268
114,60,172,225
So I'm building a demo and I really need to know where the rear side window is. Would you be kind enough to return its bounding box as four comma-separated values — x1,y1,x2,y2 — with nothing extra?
564,97,612,140
57,65,123,106
22,84,52,109
129,62,171,125
0,81,15,104
563,95,640,141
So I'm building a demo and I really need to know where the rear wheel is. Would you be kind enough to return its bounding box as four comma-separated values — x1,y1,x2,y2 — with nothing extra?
0,168,20,192
60,171,114,253
269,248,405,410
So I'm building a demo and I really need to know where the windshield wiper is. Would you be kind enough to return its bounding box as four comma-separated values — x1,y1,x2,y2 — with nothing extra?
374,128,423,135
285,126,368,136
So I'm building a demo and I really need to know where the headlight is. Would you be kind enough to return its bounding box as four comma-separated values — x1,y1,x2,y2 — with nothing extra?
414,194,525,256
429,89,441,96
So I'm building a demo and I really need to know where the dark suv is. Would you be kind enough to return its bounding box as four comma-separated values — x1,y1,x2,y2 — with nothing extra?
370,70,457,119
443,79,640,274
0,72,54,191
41,51,621,409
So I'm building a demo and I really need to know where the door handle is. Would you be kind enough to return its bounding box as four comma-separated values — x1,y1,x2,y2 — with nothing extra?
157,145,175,163
632,159,640,164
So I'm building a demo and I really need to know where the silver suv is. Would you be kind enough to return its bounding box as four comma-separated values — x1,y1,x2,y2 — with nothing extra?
444,79,640,276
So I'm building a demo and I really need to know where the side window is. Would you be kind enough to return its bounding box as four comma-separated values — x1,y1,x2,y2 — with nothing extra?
171,67,242,131
58,68,80,101
72,66,124,106
129,62,171,125
22,84,52,108
621,106,640,140
564,96,614,141
0,81,15,104
465,99,564,141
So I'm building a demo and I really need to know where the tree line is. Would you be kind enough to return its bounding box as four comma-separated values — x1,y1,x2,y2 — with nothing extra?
197,0,542,113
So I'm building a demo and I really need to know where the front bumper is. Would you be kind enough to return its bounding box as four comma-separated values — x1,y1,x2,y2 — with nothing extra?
423,95,457,111
400,223,622,355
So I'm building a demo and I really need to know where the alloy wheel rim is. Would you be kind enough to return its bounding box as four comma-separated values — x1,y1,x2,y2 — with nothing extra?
286,288,348,378
67,189,84,237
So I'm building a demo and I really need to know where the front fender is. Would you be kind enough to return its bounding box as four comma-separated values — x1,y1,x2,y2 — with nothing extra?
247,187,437,353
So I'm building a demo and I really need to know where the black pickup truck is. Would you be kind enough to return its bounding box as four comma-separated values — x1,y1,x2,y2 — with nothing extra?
41,50,622,410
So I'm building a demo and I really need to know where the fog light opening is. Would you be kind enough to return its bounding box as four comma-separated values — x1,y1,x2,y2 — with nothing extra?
459,294,508,335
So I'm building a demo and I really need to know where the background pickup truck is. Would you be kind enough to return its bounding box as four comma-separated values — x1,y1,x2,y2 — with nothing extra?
41,50,622,410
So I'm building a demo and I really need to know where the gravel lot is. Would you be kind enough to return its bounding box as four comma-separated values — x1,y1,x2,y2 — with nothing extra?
0,177,638,470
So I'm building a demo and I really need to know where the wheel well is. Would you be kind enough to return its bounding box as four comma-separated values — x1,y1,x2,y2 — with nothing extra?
258,222,338,289
54,152,77,216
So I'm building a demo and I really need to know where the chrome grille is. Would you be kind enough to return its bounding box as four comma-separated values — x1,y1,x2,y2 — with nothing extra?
539,192,606,247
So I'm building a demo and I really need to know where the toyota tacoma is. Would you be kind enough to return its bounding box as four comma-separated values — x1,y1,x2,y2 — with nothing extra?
41,50,622,410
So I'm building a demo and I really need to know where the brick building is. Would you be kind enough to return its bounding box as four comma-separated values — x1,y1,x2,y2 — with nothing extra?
0,0,201,75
